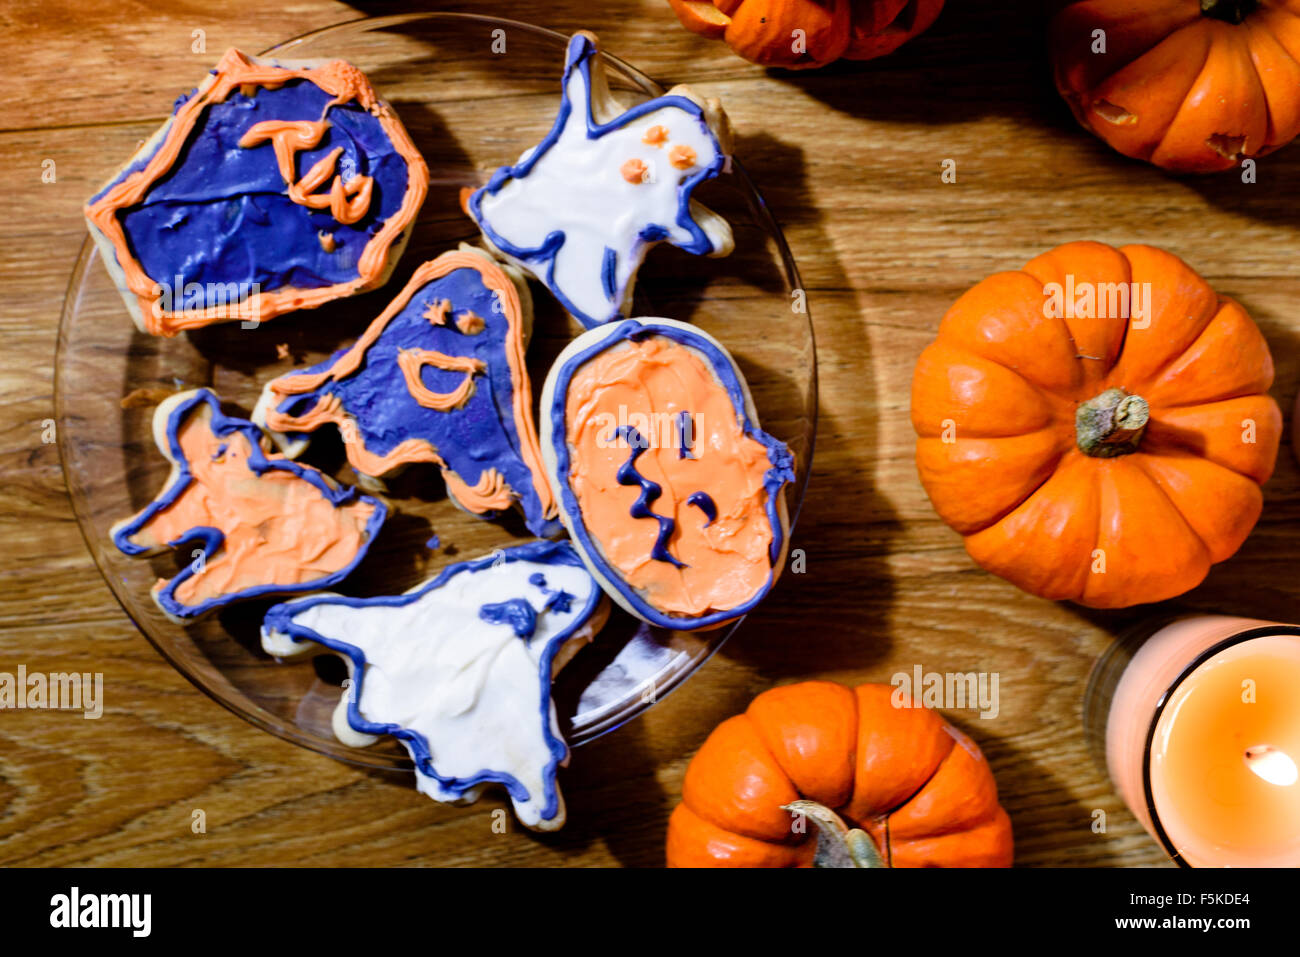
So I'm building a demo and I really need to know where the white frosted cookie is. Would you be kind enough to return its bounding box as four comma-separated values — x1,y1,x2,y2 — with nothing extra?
260,540,609,831
465,31,733,329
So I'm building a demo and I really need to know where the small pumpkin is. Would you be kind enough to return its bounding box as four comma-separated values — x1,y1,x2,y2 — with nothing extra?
665,0,945,70
666,681,1013,867
1050,0,1300,172
911,241,1280,609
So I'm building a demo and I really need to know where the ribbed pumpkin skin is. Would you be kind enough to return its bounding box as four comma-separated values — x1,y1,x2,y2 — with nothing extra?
1050,1,1300,172
666,682,1014,867
911,241,1280,609
665,0,945,70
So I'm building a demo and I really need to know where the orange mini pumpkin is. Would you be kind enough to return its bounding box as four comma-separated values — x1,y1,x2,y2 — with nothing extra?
1050,0,1300,172
911,241,1280,609
666,681,1013,867
666,0,945,70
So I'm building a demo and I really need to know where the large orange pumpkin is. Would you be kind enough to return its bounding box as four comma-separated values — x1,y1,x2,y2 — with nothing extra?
666,0,945,69
911,241,1280,609
1050,0,1300,172
666,682,1013,867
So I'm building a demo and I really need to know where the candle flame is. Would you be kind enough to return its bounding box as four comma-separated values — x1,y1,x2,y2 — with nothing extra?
1244,746,1299,787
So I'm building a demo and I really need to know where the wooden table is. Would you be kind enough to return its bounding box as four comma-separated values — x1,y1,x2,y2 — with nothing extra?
6,0,1297,867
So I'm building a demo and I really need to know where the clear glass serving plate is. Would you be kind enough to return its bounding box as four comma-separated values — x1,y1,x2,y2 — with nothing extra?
56,12,816,770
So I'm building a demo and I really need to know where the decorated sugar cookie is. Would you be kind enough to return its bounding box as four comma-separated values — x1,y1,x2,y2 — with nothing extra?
111,389,386,622
85,48,428,336
465,32,734,329
260,541,609,831
541,318,795,631
253,246,561,538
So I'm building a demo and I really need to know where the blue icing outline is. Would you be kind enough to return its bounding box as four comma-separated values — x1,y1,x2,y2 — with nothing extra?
467,33,728,329
261,540,601,825
266,254,563,538
550,319,796,630
112,388,387,620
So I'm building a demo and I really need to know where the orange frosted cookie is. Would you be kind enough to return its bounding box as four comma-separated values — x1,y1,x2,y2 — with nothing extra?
541,318,794,630
111,389,386,621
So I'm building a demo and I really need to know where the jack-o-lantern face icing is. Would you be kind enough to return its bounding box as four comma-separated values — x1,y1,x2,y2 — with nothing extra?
253,246,560,538
110,389,386,621
542,318,795,630
84,48,428,336
465,32,734,330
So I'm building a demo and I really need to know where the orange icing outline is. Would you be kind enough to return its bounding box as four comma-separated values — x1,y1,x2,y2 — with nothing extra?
396,348,486,411
441,466,514,512
84,48,429,336
263,249,558,520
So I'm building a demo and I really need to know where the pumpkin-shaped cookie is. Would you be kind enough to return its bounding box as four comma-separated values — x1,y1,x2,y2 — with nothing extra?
541,317,795,631
911,241,1280,609
667,682,1013,867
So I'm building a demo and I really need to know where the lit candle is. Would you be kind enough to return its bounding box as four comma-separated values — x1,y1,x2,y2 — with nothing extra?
1096,616,1300,867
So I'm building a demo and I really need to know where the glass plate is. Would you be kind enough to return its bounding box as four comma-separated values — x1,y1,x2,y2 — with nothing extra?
56,12,816,770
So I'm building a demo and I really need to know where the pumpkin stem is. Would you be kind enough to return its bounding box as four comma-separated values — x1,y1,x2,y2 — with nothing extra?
1075,387,1149,458
782,800,887,868
1201,0,1255,23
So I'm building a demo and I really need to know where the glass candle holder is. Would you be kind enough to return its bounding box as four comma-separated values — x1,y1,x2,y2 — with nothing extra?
1085,615,1300,867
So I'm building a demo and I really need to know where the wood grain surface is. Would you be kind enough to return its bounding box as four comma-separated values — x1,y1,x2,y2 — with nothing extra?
5,0,1299,867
